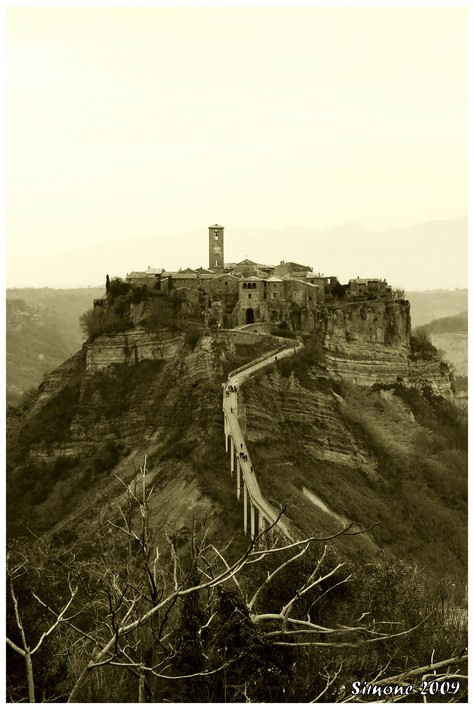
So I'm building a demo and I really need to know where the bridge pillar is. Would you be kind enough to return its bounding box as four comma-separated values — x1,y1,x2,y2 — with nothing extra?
236,460,241,500
250,504,256,540
224,417,228,452
243,483,248,534
230,437,234,475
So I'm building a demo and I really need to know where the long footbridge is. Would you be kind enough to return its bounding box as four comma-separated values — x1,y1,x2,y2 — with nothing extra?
222,340,304,541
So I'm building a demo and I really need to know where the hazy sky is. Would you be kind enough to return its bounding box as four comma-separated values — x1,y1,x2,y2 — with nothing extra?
7,6,467,287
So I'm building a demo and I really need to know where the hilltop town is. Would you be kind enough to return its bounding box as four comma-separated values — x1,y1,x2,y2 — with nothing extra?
94,224,396,332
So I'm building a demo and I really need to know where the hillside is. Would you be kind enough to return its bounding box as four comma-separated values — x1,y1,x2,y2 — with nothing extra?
6,311,467,702
6,288,103,404
7,317,464,576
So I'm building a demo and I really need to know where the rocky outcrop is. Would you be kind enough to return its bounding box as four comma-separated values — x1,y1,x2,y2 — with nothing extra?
242,369,378,477
321,300,453,398
322,299,411,348
324,342,453,398
31,350,85,413
85,327,184,373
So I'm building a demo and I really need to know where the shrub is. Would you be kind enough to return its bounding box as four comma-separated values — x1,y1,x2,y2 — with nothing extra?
141,296,176,331
80,308,132,339
108,278,130,299
19,384,80,446
92,441,120,474
274,333,325,385
270,327,294,339
112,295,130,316
130,285,148,304
184,325,203,350
410,328,437,360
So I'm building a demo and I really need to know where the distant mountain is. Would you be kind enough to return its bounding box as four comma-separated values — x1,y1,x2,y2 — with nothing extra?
406,289,468,328
6,288,103,404
8,217,467,291
419,311,467,335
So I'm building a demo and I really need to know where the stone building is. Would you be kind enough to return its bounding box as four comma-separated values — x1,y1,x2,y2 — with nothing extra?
126,267,164,289
209,224,225,272
348,278,392,300
122,223,393,332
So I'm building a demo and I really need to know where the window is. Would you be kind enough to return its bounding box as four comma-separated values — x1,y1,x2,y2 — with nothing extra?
248,293,252,299
243,283,247,289
252,283,257,289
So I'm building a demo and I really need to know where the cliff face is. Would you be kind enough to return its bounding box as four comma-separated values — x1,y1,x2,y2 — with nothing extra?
323,299,411,348
240,353,466,578
7,300,463,577
321,300,453,398
85,327,184,373
6,329,285,545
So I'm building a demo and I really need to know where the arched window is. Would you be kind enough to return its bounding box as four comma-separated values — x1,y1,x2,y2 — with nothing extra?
252,282,257,289
243,283,247,289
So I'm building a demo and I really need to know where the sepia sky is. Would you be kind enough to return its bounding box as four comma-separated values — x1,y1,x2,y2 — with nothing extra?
6,6,467,288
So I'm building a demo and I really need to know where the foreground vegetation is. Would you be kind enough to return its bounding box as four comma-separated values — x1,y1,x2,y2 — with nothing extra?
7,463,467,703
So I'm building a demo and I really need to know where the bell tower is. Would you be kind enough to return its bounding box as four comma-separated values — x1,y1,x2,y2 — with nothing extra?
208,224,224,272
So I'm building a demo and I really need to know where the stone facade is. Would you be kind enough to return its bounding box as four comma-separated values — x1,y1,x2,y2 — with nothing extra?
209,224,224,272
121,224,396,332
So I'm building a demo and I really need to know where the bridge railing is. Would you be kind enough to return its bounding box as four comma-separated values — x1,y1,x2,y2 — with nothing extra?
227,340,301,380
224,342,304,540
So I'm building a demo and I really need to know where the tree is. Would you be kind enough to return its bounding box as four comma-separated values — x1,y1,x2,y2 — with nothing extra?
6,459,468,702
109,278,130,299
106,274,110,294
80,307,132,339
7,554,78,702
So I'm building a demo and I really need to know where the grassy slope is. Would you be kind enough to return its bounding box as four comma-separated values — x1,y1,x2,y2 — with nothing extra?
243,365,467,586
6,335,279,559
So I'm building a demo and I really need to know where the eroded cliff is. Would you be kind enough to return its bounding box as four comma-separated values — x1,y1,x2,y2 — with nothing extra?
7,301,463,581
321,300,453,397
